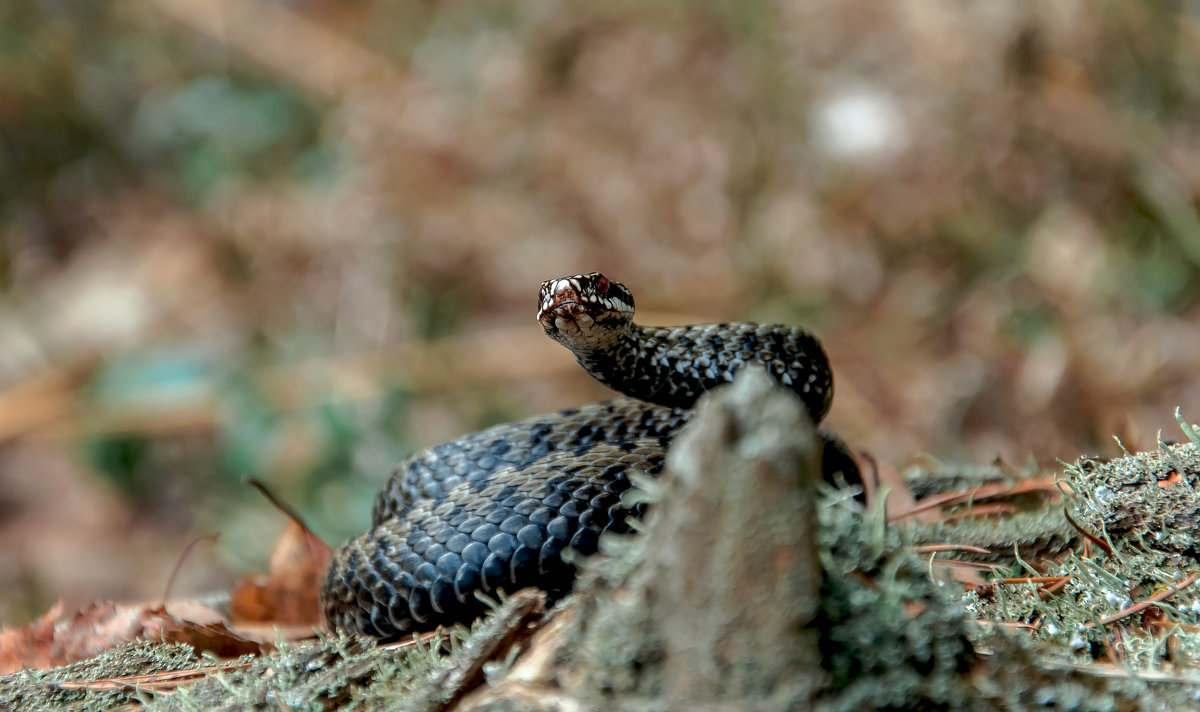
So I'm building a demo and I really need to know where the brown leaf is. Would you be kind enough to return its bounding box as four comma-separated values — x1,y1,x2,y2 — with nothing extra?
230,519,331,631
159,619,264,658
0,601,266,673
0,601,63,673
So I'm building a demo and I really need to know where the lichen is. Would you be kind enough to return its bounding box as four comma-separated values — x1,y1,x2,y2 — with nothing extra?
0,641,202,712
961,416,1200,699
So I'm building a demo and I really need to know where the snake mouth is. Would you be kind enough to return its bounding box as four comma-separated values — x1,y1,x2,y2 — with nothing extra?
538,300,592,336
537,298,579,321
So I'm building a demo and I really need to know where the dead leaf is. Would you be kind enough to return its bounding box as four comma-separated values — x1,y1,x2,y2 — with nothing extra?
159,618,264,658
0,601,63,673
0,600,265,673
230,519,331,634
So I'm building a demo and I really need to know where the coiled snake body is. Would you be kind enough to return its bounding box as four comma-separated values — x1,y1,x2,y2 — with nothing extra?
321,273,846,640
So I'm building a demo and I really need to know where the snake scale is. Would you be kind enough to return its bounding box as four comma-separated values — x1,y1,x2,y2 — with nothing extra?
321,272,855,640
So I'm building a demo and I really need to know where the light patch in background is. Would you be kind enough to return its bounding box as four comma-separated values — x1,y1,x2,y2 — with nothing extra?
811,83,909,163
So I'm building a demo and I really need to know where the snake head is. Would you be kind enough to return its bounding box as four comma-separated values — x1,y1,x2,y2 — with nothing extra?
537,272,635,347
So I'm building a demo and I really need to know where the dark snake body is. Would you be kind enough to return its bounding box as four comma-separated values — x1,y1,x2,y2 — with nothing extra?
321,273,842,640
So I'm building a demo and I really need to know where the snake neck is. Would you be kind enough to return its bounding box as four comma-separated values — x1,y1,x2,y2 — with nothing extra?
569,321,833,420
568,323,723,410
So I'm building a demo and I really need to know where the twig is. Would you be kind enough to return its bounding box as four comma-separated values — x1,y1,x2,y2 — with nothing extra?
380,630,443,651
994,576,1070,585
246,478,310,532
936,559,1002,571
1062,507,1113,556
887,477,1060,522
1040,575,1072,598
1088,573,1199,628
1040,659,1200,684
974,619,1042,631
911,543,992,555
161,533,220,607
53,661,254,691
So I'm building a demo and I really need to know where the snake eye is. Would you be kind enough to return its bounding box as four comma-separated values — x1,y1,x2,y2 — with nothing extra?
596,276,610,294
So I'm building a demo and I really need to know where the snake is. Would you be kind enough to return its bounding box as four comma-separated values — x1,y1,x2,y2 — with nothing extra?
320,272,851,640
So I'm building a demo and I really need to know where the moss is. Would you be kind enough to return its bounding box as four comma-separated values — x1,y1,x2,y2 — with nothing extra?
11,392,1200,710
0,641,202,712
909,504,1079,566
903,459,1042,500
961,419,1200,694
143,621,512,712
813,494,978,711
1066,438,1200,557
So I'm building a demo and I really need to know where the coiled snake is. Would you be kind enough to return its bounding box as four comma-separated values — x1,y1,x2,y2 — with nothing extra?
321,272,854,640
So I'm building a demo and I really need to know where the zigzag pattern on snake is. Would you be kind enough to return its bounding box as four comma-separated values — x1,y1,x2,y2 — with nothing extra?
321,272,850,640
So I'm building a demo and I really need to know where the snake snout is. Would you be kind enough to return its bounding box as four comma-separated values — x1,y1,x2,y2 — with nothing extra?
539,299,586,329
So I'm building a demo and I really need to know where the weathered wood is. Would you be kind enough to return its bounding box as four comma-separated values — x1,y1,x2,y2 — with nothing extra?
639,366,824,704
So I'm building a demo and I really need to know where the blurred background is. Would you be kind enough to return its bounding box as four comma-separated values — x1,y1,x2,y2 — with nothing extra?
2,1,1199,625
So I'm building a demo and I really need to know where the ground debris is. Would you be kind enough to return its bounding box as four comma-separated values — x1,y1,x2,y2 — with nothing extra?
962,426,1200,697
9,373,1200,710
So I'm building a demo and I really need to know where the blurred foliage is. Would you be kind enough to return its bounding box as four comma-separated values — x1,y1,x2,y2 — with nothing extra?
1,0,1200,623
